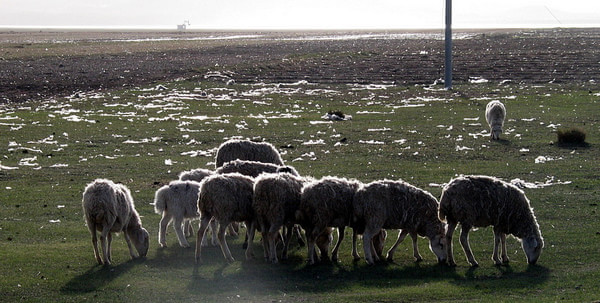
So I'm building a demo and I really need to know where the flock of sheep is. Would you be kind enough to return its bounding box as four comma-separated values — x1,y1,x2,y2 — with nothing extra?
82,100,544,268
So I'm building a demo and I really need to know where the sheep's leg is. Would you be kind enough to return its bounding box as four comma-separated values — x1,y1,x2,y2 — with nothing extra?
267,229,280,263
158,214,170,248
123,230,139,260
352,229,361,261
362,228,377,265
244,221,256,260
305,228,319,265
99,225,112,265
460,224,478,267
281,224,294,261
316,231,331,262
195,216,211,264
294,225,305,247
445,221,457,266
217,221,235,263
410,232,423,262
184,219,193,238
201,218,218,247
88,222,103,265
500,233,509,263
228,222,239,237
331,226,345,262
173,216,190,248
386,229,409,262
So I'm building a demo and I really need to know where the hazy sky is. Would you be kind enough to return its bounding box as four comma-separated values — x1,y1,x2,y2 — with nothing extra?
1,0,599,30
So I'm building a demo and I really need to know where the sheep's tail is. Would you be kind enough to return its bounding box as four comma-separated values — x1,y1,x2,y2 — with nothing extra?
153,187,167,214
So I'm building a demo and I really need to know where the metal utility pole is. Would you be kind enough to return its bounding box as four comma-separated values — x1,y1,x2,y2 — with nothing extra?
444,0,452,89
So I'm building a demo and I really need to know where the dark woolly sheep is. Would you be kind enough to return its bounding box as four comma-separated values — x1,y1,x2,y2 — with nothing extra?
195,173,256,263
439,175,544,266
215,139,284,168
297,176,383,264
154,180,201,248
353,179,447,265
82,179,149,265
253,173,312,263
216,159,299,177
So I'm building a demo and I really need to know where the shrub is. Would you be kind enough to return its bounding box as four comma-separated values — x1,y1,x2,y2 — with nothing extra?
557,127,586,145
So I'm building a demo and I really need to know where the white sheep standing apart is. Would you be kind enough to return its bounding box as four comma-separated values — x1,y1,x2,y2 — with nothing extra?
253,172,312,263
82,179,149,265
485,100,506,140
353,179,447,265
195,173,256,263
214,139,284,168
154,180,201,248
439,175,544,266
297,176,385,265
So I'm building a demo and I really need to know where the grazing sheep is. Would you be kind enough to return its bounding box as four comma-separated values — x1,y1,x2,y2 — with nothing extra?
439,175,544,266
195,173,256,263
82,179,149,265
297,176,383,264
353,179,447,265
178,168,215,182
216,159,299,177
216,159,301,249
178,168,221,247
215,139,284,168
154,180,201,248
253,172,312,263
485,100,506,140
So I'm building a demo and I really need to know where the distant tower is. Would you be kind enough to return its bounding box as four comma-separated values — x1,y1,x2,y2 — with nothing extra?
177,20,190,31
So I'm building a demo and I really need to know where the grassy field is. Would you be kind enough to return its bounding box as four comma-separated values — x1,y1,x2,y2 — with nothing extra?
0,78,598,302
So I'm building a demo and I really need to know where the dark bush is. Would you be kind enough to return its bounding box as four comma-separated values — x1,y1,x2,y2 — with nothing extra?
557,127,586,144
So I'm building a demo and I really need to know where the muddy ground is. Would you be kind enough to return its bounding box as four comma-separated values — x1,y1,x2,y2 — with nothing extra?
1,28,599,103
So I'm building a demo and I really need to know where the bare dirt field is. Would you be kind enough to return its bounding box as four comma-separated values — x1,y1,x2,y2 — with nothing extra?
1,28,599,103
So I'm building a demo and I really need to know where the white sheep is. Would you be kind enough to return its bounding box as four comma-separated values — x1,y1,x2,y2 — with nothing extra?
439,175,544,266
485,100,506,140
178,168,215,182
195,173,256,263
82,179,149,265
297,176,384,264
253,172,312,263
177,168,221,247
353,179,447,265
154,180,201,248
215,139,284,168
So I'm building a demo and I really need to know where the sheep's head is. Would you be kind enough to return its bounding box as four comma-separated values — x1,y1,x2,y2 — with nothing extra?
131,227,150,257
428,234,447,263
522,235,543,265
490,126,503,140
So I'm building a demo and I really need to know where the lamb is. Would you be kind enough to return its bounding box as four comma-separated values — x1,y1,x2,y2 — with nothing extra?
439,175,544,266
154,180,201,248
296,176,385,265
485,100,506,140
353,179,447,265
215,139,284,168
82,179,149,265
253,172,312,263
195,173,256,263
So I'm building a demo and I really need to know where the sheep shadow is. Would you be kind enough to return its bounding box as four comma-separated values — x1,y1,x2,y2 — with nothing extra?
60,259,141,294
449,263,550,289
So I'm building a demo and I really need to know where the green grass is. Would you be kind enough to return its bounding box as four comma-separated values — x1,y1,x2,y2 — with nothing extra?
1,79,599,302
